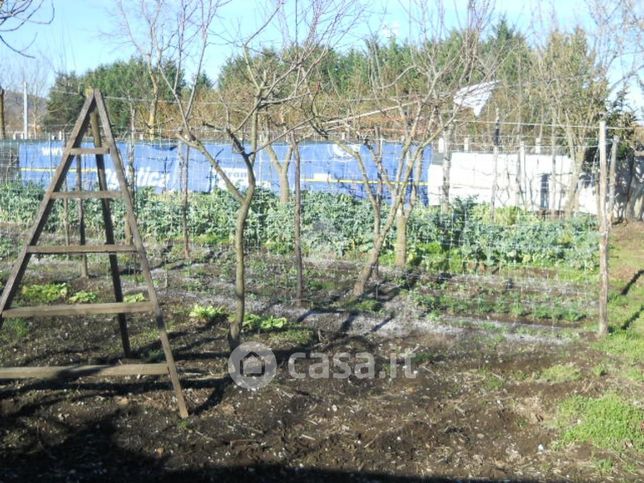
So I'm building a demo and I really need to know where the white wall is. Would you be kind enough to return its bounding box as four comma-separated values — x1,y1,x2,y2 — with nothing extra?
428,151,599,214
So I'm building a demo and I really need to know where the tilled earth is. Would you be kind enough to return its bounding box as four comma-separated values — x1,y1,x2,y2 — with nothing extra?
0,233,642,482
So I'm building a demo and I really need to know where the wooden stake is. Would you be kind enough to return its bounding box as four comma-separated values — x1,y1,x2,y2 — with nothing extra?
608,136,618,224
490,109,500,222
292,133,303,307
598,120,609,336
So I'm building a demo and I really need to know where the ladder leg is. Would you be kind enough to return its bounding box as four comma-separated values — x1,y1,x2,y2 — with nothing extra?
91,109,131,358
157,315,188,418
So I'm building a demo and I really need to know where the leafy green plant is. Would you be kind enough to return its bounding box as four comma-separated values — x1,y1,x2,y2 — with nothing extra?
20,283,68,304
592,364,608,378
346,297,382,313
0,237,16,261
243,313,287,332
124,293,146,303
189,304,228,323
68,290,98,304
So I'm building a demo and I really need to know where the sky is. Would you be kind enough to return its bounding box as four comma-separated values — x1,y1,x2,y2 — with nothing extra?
0,0,641,113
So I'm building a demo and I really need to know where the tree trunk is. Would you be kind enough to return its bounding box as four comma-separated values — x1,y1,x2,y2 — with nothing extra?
0,87,6,140
550,128,557,219
564,147,585,218
394,209,408,269
279,165,290,204
181,144,191,259
491,145,498,221
230,190,254,350
353,199,400,298
441,132,451,214
147,81,159,140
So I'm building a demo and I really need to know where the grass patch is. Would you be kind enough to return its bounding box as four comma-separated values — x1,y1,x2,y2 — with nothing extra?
265,327,315,347
593,330,644,364
624,367,643,383
556,393,644,452
345,297,382,313
538,363,581,383
592,363,608,378
411,351,433,365
479,368,505,390
1,318,29,341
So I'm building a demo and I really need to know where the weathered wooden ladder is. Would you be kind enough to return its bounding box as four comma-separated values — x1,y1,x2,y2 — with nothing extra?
0,89,188,418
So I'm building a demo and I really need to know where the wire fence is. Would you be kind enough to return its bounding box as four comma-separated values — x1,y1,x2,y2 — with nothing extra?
0,134,620,333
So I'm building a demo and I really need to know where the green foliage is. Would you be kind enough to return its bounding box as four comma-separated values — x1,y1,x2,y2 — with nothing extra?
189,304,227,324
592,364,608,378
478,368,505,390
411,351,433,365
124,293,146,303
1,318,29,341
20,283,68,304
538,363,581,383
346,297,382,313
556,393,644,451
0,236,16,261
42,72,85,131
0,184,598,273
593,330,644,364
243,313,288,332
68,290,98,304
43,57,185,135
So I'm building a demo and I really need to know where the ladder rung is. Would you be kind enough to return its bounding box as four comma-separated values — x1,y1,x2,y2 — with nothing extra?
51,191,123,200
0,363,169,379
69,147,110,155
28,244,137,254
2,302,154,318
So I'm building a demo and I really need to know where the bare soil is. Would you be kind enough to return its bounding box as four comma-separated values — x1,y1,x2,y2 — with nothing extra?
0,225,642,482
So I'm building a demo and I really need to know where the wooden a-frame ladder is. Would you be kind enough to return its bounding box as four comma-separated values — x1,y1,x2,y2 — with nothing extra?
0,90,188,418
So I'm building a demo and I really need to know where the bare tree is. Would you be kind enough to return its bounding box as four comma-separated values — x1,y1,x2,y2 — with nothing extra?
108,0,185,139
0,0,53,57
321,0,496,296
117,0,358,350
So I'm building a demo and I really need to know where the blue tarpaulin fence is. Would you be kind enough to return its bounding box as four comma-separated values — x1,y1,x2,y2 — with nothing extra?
13,140,433,204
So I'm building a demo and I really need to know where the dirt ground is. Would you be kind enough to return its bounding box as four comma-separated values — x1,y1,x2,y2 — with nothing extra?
0,224,642,482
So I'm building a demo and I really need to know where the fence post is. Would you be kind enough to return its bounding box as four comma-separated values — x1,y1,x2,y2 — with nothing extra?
550,127,557,218
292,134,303,307
491,109,500,221
441,126,452,214
608,136,618,224
598,120,609,336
